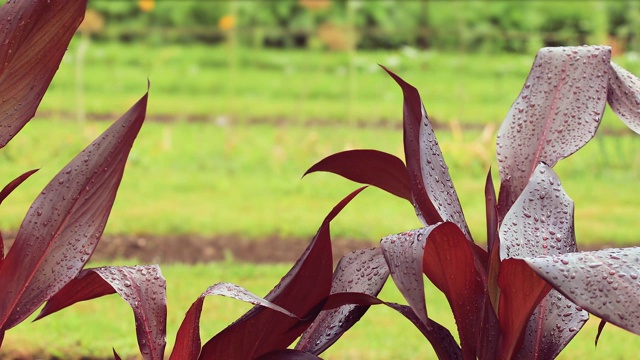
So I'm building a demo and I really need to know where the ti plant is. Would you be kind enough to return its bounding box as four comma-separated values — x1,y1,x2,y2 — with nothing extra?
161,46,640,360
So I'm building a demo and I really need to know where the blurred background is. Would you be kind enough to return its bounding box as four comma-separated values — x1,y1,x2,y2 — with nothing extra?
4,1,640,358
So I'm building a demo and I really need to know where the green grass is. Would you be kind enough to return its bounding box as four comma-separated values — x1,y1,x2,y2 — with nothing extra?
39,41,640,131
1,119,640,246
0,260,638,359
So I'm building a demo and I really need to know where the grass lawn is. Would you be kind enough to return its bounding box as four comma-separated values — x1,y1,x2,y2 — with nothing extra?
0,260,638,359
1,119,640,246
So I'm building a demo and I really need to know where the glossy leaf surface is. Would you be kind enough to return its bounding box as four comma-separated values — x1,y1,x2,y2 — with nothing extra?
422,222,485,359
0,0,86,147
382,66,471,239
0,169,37,205
524,247,640,335
607,62,640,134
381,226,433,326
297,247,389,355
496,46,610,216
39,265,167,360
499,163,575,260
198,188,364,359
0,90,148,330
498,258,552,359
304,149,412,202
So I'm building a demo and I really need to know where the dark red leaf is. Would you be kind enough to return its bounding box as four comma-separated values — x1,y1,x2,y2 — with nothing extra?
0,90,148,330
381,65,472,240
496,46,610,217
296,247,389,355
170,295,204,360
595,319,607,347
304,149,412,203
500,163,588,358
524,247,640,336
113,348,122,360
36,271,115,320
422,222,486,359
38,265,166,360
485,168,498,255
380,226,434,326
607,62,640,134
0,169,38,205
197,188,365,359
497,258,552,359
0,0,87,147
257,349,322,360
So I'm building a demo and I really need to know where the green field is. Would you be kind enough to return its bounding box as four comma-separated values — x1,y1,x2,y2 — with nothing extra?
3,40,640,358
1,261,639,359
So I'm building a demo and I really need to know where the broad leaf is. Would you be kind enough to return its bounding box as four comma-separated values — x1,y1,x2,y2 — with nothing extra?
496,46,610,216
0,90,148,330
38,265,167,360
304,149,412,202
500,163,576,260
297,247,389,355
0,0,86,147
607,62,640,134
257,349,322,360
524,247,640,335
498,258,552,359
422,222,486,359
381,66,472,240
381,226,434,326
197,188,365,359
500,163,588,358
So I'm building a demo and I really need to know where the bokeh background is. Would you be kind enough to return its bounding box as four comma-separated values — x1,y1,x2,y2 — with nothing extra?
3,1,640,359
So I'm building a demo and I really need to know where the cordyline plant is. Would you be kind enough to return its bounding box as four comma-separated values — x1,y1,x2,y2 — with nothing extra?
7,1,640,360
150,46,640,359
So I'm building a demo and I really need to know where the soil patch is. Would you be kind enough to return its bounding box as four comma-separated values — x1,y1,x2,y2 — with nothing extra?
2,232,631,266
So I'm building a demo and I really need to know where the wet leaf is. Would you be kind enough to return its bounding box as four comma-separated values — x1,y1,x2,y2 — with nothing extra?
497,258,552,359
499,163,576,260
422,222,486,359
197,188,365,359
38,265,167,360
304,149,412,203
381,226,434,326
524,247,640,336
381,66,472,240
607,62,640,134
0,90,148,330
256,349,322,360
0,0,87,147
500,163,588,358
496,46,610,217
297,247,389,355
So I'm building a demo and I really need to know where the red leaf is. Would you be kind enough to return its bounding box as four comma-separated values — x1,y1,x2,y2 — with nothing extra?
607,62,640,134
381,66,472,240
296,247,389,355
496,46,611,217
524,247,640,336
485,168,498,255
0,90,148,330
304,149,412,203
497,258,552,359
257,349,323,360
422,222,486,359
499,163,576,260
595,319,607,347
0,0,87,147
380,226,434,326
113,348,122,360
196,188,365,359
0,169,38,205
38,265,167,360
500,163,588,358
